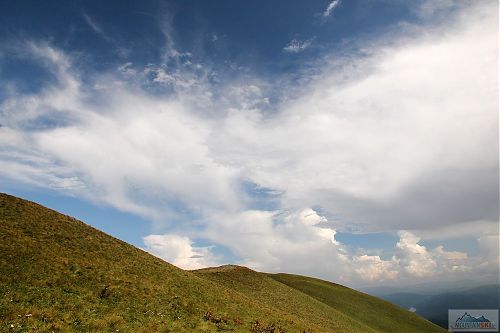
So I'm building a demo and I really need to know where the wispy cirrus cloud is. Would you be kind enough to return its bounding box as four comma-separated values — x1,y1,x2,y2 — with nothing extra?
82,12,104,35
82,11,123,51
323,0,341,17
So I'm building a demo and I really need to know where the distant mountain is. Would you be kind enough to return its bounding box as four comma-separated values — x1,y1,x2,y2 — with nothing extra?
0,193,445,332
379,284,500,329
415,285,500,329
380,292,432,310
361,279,496,297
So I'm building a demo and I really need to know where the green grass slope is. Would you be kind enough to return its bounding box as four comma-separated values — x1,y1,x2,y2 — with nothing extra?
194,267,444,333
269,273,444,333
0,193,446,332
0,193,315,332
194,266,379,333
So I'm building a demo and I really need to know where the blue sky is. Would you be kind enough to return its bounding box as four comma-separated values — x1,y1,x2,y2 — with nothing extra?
0,0,498,288
0,1,414,73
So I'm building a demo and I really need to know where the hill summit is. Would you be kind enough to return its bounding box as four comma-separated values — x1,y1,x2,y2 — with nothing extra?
0,193,445,332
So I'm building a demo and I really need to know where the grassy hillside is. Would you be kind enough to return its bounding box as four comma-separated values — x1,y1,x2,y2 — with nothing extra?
194,266,378,332
194,267,444,333
0,193,315,332
268,273,444,333
0,193,445,332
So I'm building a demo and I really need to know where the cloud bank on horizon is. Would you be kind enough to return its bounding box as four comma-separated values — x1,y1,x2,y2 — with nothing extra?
0,0,498,287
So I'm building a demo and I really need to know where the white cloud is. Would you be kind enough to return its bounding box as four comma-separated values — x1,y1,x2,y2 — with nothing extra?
118,62,137,76
143,234,221,270
323,0,341,17
415,0,458,19
347,230,470,283
198,208,354,282
151,68,175,84
0,42,81,128
283,38,313,53
82,12,116,45
83,12,104,35
352,255,399,282
167,210,471,284
209,0,497,234
395,230,470,278
31,95,242,220
396,231,438,277
477,233,500,276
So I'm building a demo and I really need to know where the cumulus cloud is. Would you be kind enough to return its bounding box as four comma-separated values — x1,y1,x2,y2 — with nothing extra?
393,230,471,279
352,255,399,282
396,231,438,277
143,234,221,269
348,229,470,283
197,208,356,282
0,1,497,285
196,208,471,284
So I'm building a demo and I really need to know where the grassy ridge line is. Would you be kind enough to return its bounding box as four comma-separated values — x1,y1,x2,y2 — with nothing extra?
194,266,378,332
0,193,317,332
269,273,445,333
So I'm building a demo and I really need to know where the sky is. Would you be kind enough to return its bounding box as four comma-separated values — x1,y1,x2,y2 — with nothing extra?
0,0,498,288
